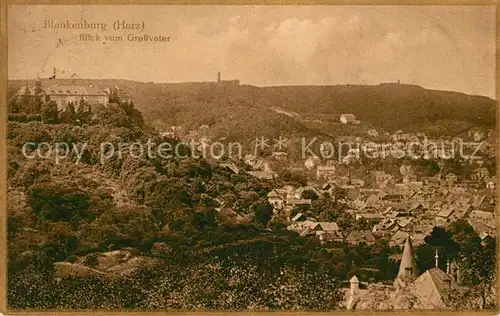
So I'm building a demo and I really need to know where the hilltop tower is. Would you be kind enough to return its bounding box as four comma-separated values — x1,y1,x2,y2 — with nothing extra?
394,236,419,291
217,72,221,83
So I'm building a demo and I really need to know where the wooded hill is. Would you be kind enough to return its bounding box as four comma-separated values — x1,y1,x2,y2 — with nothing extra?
9,79,496,141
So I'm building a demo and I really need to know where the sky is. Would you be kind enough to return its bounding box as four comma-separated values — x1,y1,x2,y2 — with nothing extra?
8,5,496,98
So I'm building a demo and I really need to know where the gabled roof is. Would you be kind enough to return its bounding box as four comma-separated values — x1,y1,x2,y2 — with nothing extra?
247,171,274,180
390,230,409,243
317,165,336,171
318,222,340,232
252,160,265,170
471,195,486,208
437,204,455,218
468,209,494,222
295,185,320,197
479,232,492,241
287,199,312,205
346,230,375,242
411,267,453,307
220,162,239,174
267,189,283,199
291,213,306,222
397,217,413,228
244,154,256,162
321,181,336,190
364,194,380,208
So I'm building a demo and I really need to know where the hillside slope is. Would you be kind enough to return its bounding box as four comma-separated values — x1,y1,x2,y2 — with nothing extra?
9,79,496,140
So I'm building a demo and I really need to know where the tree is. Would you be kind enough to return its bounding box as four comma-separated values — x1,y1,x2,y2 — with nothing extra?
76,98,92,124
42,221,80,261
8,97,20,114
83,253,99,268
20,86,33,113
253,201,273,226
456,236,496,308
28,180,92,223
7,215,22,238
59,102,77,124
41,101,60,124
301,189,318,201
33,79,44,113
423,226,460,259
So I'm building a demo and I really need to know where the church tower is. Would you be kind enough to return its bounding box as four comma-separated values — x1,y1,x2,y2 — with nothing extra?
394,236,419,291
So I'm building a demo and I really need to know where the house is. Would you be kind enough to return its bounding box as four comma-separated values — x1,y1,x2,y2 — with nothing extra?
247,171,275,180
411,233,427,247
18,84,110,111
451,203,471,221
287,219,317,235
287,199,312,207
346,230,376,245
267,189,286,211
252,159,273,173
466,129,484,141
316,165,336,179
473,131,485,142
271,151,288,160
445,173,458,183
471,167,489,181
351,178,366,187
396,217,413,231
475,194,495,213
244,154,257,165
367,129,379,137
295,186,320,199
479,232,494,245
340,113,357,124
304,156,321,170
220,162,239,174
389,230,409,247
291,212,307,222
321,181,336,194
314,222,343,242
486,180,495,190
436,204,455,220
467,210,494,226
382,193,404,203
355,213,384,224
372,171,393,188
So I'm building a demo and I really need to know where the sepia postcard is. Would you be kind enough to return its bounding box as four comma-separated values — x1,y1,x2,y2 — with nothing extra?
2,3,498,313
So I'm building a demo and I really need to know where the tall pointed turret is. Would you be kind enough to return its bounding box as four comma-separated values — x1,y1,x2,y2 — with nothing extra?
394,236,419,290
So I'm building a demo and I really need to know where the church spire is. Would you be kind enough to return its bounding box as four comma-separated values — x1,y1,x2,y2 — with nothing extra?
394,236,419,289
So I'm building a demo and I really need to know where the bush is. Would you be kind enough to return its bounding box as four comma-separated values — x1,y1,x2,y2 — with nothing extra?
8,113,41,122
83,253,99,268
66,255,79,263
